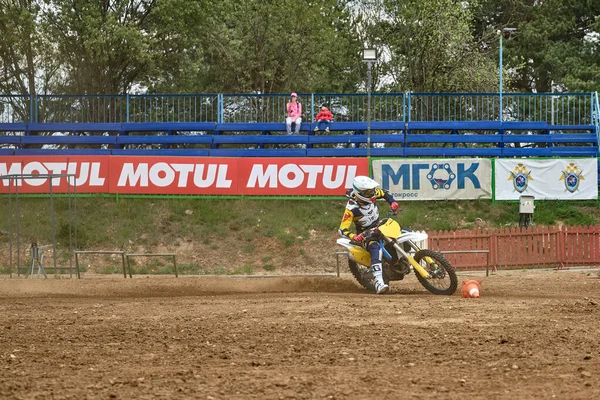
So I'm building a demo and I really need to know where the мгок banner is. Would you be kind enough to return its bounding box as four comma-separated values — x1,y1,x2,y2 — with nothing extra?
495,158,598,200
372,159,492,200
0,156,368,196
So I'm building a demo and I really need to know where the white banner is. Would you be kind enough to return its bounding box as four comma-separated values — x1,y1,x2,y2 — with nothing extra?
495,158,598,200
372,159,492,200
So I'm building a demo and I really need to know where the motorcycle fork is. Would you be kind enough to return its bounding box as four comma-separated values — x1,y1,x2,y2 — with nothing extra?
404,241,438,266
387,239,431,279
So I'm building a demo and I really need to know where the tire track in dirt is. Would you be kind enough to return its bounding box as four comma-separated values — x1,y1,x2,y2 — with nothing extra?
0,275,364,299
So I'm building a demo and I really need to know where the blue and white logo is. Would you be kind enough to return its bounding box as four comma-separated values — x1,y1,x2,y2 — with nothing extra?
426,163,456,190
560,162,584,193
508,163,533,193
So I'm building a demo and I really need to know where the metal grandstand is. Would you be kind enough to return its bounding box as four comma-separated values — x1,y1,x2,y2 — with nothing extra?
0,92,597,162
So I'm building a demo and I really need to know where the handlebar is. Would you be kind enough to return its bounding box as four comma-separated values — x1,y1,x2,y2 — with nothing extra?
348,207,399,246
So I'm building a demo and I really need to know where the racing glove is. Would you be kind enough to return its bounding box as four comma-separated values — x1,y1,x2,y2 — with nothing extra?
390,202,399,211
353,233,365,242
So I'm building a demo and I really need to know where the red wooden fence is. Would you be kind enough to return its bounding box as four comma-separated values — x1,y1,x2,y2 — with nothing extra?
428,225,600,271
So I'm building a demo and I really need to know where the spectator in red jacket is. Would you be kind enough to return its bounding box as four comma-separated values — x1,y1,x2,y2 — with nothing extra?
313,103,333,133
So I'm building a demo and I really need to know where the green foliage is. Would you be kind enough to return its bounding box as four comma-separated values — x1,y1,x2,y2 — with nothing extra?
4,197,600,256
175,263,203,275
263,263,276,272
483,0,600,92
100,265,120,274
0,0,49,97
190,0,363,93
243,244,255,254
1,0,598,95
355,0,499,92
532,201,596,226
232,264,255,275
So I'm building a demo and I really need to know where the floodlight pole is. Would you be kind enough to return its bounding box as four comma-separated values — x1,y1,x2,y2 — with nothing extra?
363,48,377,161
367,61,372,159
499,27,516,122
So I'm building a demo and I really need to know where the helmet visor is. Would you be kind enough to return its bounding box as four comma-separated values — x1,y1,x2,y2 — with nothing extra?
359,189,375,198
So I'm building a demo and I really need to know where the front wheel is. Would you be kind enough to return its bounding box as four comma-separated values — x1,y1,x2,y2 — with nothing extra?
413,249,457,295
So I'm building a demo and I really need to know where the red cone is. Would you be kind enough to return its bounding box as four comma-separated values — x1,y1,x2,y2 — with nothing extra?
462,280,482,298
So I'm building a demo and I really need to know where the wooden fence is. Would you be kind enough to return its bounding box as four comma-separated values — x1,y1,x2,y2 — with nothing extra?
428,225,600,271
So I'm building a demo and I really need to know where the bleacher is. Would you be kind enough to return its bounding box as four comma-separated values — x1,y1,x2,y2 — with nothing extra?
0,120,596,158
0,92,598,160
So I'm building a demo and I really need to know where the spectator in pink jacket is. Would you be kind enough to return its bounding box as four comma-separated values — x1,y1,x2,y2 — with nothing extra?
313,103,333,133
286,93,302,135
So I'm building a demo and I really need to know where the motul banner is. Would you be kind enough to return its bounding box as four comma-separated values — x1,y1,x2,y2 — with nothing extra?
495,158,598,200
0,157,110,193
0,157,368,196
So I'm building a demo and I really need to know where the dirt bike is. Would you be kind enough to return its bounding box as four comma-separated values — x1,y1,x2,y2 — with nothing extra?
336,211,458,295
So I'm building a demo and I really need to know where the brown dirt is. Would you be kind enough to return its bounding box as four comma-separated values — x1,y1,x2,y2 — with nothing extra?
0,270,599,399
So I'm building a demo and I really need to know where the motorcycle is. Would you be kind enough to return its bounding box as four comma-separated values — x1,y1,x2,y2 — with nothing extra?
336,211,458,295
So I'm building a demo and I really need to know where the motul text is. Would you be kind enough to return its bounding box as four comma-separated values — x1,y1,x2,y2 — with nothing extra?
0,157,368,196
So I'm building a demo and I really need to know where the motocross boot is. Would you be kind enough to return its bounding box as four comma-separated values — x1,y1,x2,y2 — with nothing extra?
371,263,389,294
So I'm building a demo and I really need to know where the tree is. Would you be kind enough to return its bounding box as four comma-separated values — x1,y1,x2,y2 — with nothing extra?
350,0,499,93
508,0,600,92
0,0,60,121
186,0,363,94
473,0,600,93
43,0,162,94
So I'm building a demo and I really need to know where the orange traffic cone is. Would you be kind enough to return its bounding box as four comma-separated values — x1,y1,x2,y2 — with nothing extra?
462,280,482,298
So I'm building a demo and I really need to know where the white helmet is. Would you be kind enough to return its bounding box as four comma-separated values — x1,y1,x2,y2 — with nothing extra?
352,175,379,203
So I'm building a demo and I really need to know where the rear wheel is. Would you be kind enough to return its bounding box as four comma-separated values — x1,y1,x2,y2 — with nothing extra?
413,249,457,295
348,259,376,292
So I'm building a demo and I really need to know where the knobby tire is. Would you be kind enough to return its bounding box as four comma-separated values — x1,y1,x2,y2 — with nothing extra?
347,259,376,292
413,249,458,295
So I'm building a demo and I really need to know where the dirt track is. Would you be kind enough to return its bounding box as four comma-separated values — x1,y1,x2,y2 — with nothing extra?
0,270,599,399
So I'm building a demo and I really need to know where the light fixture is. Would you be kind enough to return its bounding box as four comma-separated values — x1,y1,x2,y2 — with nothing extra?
362,48,377,61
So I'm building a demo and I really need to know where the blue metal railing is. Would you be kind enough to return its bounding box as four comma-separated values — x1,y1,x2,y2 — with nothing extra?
128,94,219,123
35,95,126,123
0,92,595,125
221,93,405,123
407,92,594,125
408,93,498,122
502,93,593,125
0,95,30,124
593,91,600,144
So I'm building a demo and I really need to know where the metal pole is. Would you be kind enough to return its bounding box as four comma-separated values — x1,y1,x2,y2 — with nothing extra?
50,179,57,276
8,178,12,279
68,176,72,278
499,33,503,122
367,61,372,159
16,178,20,275
551,81,554,125
74,177,78,278
498,28,516,122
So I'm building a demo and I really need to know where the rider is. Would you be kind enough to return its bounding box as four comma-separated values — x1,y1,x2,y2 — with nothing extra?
339,176,399,294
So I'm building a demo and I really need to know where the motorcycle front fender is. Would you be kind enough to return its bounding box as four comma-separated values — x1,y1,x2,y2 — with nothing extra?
397,230,428,243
